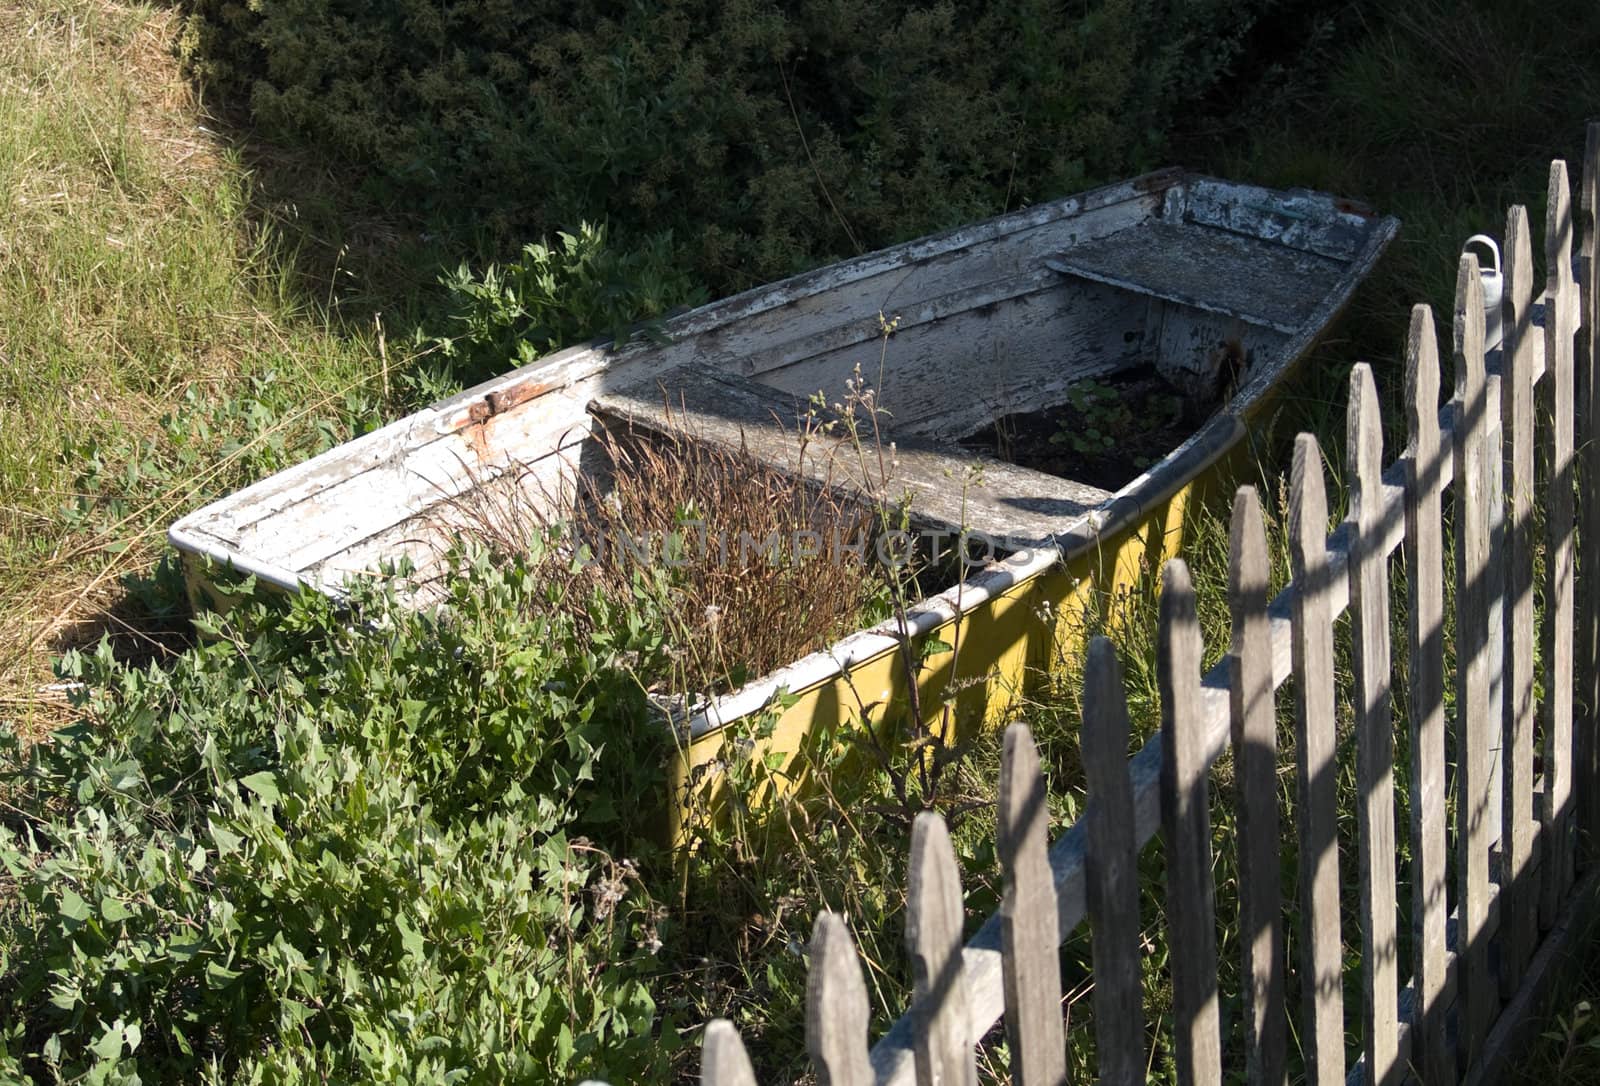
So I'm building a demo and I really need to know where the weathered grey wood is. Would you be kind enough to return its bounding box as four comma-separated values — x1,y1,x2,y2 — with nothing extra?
808,912,874,1086
590,363,1114,546
1159,560,1222,1086
758,279,1148,442
1228,486,1286,1086
1459,865,1600,1086
1045,220,1346,336
1543,160,1579,925
1184,175,1387,262
997,723,1066,1086
907,812,977,1086
1403,306,1453,1085
1501,204,1539,994
1454,253,1497,1065
1289,434,1347,1086
702,1019,760,1086
1081,640,1145,1086
1348,363,1402,1086
1579,124,1600,860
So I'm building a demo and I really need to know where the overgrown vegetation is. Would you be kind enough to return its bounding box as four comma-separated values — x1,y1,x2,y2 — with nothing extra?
177,0,1269,294
0,0,389,736
0,556,677,1080
442,418,892,698
6,0,1600,1080
426,223,704,386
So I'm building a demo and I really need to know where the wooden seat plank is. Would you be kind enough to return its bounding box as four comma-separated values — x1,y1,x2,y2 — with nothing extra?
588,365,1113,547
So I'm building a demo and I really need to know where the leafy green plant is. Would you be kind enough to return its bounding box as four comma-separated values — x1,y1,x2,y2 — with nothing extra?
1045,379,1184,469
178,0,1269,294
427,222,704,385
1049,379,1131,457
0,550,680,1083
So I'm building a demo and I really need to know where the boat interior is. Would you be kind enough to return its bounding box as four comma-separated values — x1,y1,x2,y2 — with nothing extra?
170,171,1394,600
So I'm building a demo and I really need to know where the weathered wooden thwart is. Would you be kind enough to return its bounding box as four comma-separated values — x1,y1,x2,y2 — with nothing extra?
659,131,1600,1086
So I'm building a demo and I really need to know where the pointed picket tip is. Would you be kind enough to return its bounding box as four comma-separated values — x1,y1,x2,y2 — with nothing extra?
807,912,872,1086
998,722,1046,868
1549,159,1578,340
1160,558,1199,642
1289,434,1330,577
1505,203,1535,319
1082,636,1131,770
1158,556,1203,804
1550,160,1574,274
1406,304,1441,435
909,811,962,929
1454,252,1487,400
1347,363,1383,504
702,1019,759,1086
1229,486,1268,607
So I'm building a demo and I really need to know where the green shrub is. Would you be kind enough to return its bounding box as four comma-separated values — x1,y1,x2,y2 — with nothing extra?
180,0,1268,294
0,551,678,1082
428,221,705,385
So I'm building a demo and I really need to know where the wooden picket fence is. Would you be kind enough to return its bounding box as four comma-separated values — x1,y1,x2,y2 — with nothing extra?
672,127,1600,1085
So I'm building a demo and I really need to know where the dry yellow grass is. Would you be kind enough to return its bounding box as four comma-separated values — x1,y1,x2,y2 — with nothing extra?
0,0,389,739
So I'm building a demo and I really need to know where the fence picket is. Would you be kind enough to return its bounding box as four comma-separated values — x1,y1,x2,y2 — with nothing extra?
807,913,873,1086
1454,252,1497,1064
702,1019,760,1086
1580,123,1600,856
1404,306,1452,1083
1160,559,1222,1086
1082,639,1145,1086
998,723,1066,1086
1478,396,1504,857
1348,363,1403,1085
1542,159,1578,924
1502,204,1539,991
907,812,977,1086
1228,486,1286,1086
1289,434,1347,1086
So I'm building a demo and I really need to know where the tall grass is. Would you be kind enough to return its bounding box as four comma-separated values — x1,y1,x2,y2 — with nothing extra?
0,0,389,735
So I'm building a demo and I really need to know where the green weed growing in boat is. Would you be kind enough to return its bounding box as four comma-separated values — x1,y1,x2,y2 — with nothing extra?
1048,377,1182,468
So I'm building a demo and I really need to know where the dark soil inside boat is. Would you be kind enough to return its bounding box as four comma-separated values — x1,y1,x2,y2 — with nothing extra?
961,368,1210,493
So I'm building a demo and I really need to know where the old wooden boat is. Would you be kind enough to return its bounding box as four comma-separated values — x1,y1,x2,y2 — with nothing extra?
170,168,1395,831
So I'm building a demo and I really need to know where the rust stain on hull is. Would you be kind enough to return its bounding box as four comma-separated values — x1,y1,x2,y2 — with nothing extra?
456,377,564,460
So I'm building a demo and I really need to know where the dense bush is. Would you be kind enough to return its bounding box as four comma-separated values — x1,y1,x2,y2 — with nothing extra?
0,551,677,1082
181,0,1268,294
427,221,704,385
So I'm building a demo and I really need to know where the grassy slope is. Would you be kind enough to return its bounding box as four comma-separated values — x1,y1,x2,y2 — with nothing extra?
0,0,388,738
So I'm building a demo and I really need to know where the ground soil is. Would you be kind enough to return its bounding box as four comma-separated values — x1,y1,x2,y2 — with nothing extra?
960,368,1209,493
